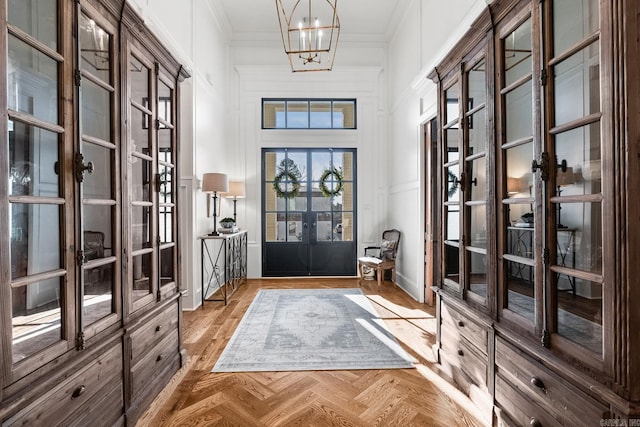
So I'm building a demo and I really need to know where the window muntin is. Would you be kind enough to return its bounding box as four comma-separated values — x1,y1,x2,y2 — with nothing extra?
262,99,356,129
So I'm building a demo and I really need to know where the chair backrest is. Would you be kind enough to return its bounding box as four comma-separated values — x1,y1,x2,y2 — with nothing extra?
84,230,105,260
380,229,401,260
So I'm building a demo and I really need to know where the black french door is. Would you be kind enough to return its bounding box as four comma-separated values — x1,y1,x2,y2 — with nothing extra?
262,148,357,276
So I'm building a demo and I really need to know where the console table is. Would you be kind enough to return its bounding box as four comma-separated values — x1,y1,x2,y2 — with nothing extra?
199,230,247,306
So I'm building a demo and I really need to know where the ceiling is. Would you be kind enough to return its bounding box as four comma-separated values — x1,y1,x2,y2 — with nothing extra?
216,0,410,43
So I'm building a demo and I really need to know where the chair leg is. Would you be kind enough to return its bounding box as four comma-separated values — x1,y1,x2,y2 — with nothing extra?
357,262,363,286
377,267,382,287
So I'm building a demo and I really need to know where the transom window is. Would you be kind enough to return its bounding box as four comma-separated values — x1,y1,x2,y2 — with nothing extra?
262,98,356,129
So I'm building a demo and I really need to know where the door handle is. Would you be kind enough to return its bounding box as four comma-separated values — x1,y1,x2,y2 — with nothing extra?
75,153,94,183
303,223,308,229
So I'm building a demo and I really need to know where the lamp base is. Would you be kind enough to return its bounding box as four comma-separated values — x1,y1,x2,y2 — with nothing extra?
208,230,220,236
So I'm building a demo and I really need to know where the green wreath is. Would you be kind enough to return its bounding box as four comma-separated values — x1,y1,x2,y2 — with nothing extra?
273,170,301,199
318,167,344,198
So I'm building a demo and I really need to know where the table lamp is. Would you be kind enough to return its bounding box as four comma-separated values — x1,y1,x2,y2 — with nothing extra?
202,173,228,235
225,180,246,224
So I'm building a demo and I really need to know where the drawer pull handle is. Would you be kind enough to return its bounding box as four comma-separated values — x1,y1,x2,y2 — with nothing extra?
529,418,542,427
457,349,464,356
71,385,86,399
156,354,164,362
457,321,464,327
530,376,546,392
155,325,162,332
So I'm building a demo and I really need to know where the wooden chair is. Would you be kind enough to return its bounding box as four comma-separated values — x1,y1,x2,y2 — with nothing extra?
358,229,401,287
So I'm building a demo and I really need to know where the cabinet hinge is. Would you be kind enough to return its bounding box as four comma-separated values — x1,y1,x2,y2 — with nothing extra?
155,173,162,193
76,331,85,350
74,70,82,87
542,247,550,264
532,151,550,181
155,119,160,130
540,69,547,86
77,250,86,266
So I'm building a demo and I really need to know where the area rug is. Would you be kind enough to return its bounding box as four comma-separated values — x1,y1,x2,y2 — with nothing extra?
212,288,415,372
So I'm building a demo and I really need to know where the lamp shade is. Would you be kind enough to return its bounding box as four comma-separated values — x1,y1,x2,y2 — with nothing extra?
202,173,228,193
226,181,246,199
557,167,576,186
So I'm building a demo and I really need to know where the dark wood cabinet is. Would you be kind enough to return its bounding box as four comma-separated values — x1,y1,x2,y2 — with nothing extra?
431,0,640,424
0,0,188,425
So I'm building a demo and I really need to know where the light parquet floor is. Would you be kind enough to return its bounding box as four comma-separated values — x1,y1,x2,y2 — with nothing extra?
138,278,489,427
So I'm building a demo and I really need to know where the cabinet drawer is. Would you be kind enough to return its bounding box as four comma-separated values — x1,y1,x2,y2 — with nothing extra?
130,302,179,365
441,328,488,389
130,329,179,398
4,343,123,427
496,374,562,427
495,337,608,425
440,302,487,354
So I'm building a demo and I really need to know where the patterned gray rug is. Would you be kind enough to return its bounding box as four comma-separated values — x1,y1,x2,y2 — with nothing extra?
212,288,415,372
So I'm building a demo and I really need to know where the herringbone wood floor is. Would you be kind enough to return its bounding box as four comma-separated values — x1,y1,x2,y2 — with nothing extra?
137,278,488,427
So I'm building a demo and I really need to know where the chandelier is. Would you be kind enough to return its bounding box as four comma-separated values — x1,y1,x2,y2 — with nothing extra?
275,0,340,72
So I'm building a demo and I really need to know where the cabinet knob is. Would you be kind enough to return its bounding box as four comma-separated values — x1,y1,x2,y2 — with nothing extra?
155,325,162,332
530,376,546,393
457,320,464,327
156,354,164,362
71,385,86,399
529,418,542,427
457,349,464,356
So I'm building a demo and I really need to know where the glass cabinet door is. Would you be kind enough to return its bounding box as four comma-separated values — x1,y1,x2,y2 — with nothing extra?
128,49,156,312
4,0,72,377
77,7,120,338
544,0,603,361
497,11,540,331
464,55,489,307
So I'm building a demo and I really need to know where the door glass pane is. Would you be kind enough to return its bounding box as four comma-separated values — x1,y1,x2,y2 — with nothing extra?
468,59,486,106
159,206,173,243
554,42,600,126
83,206,112,257
468,251,487,297
506,226,534,258
310,101,331,128
446,129,460,162
8,35,58,124
337,212,353,242
505,142,533,202
8,0,58,50
82,142,112,199
445,207,459,241
468,108,485,156
10,203,60,280
131,157,151,202
506,262,534,322
504,18,532,86
79,13,110,81
445,84,459,125
83,262,114,325
265,212,281,242
444,243,460,283
555,123,601,193
287,101,308,128
556,275,602,354
555,202,602,274
131,108,151,153
160,246,175,286
159,164,174,205
132,207,151,251
505,83,533,142
132,252,152,301
9,122,59,197
130,56,149,104
287,213,303,242
553,0,598,55
159,129,172,156
469,205,487,249
81,78,111,142
158,81,172,124
12,279,62,363
316,212,332,241
469,157,486,201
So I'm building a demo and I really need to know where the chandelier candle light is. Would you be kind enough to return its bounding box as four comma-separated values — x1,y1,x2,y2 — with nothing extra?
275,0,340,72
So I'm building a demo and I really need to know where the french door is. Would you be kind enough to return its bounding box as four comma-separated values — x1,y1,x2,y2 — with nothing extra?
262,148,356,276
